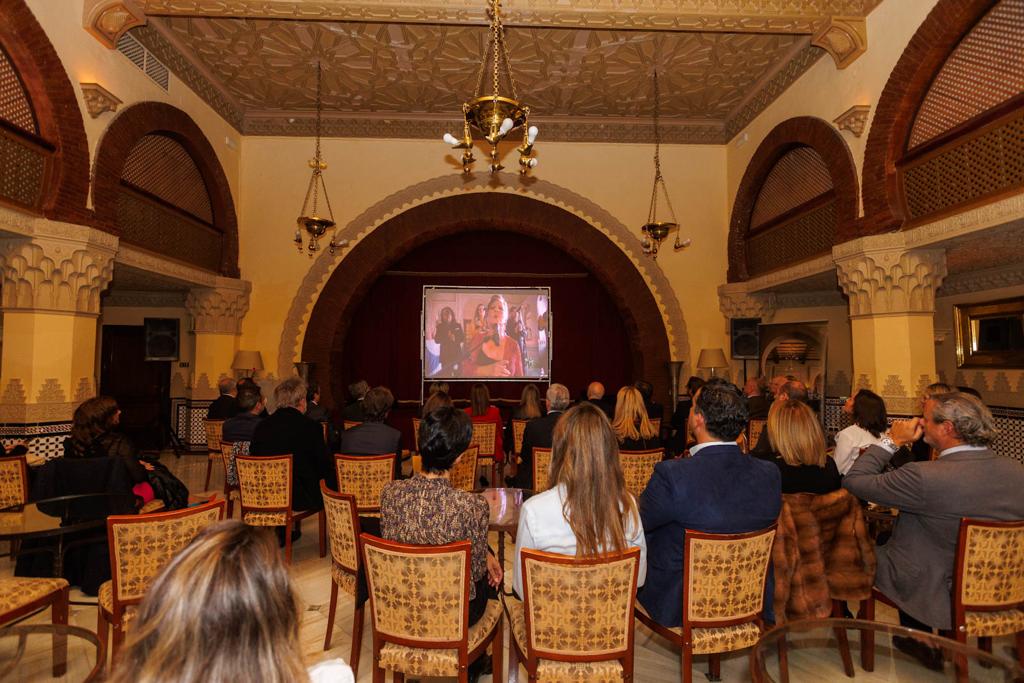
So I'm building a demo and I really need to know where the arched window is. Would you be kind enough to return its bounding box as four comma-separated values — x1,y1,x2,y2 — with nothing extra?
0,44,50,211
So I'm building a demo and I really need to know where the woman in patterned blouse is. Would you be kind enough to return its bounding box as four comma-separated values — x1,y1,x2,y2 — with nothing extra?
380,406,503,626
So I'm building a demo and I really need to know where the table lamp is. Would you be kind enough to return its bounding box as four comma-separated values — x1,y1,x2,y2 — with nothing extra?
696,348,728,377
231,350,264,378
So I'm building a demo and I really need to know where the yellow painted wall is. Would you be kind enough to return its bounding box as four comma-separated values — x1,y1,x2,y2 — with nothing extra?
0,311,99,402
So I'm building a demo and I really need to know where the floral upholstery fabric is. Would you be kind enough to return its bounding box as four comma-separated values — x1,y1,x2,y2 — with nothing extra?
619,450,661,498
377,599,502,676
237,456,291,510
471,422,497,459
336,457,393,512
323,493,359,572
331,563,357,596
450,446,479,493
204,420,224,454
0,458,26,508
533,448,554,492
687,530,775,622
0,577,67,620
512,420,528,455
964,608,1024,637
98,581,137,627
507,598,625,682
111,505,224,603
960,524,1024,607
243,511,287,526
220,441,250,487
747,420,766,449
634,602,761,655
523,555,637,655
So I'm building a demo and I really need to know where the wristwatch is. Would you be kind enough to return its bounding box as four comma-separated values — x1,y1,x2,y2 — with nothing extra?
879,434,897,451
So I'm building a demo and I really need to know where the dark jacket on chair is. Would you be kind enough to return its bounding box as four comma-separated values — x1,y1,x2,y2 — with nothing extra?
206,394,240,420
338,422,402,458
250,406,331,511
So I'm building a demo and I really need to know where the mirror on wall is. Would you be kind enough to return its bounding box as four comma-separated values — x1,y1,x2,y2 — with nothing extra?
955,297,1024,368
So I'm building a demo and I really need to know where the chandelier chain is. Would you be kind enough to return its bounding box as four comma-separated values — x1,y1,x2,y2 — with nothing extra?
310,60,323,215
647,68,678,225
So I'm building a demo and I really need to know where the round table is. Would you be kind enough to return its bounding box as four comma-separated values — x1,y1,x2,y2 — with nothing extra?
750,617,1024,682
479,487,533,595
0,623,102,682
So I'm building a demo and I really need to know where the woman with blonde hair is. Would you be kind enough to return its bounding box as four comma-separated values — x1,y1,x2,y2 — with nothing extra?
512,384,542,420
461,294,524,378
110,521,353,683
761,399,840,494
512,402,646,597
611,385,662,451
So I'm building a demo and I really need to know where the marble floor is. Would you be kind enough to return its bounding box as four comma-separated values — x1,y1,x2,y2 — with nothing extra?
3,452,1019,682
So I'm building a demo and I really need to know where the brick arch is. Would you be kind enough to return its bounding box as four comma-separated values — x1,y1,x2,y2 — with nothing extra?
92,102,239,277
0,0,90,222
859,0,997,235
727,116,859,282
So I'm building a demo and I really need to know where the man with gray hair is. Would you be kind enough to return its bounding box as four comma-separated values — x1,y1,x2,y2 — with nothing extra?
206,376,239,419
510,383,570,489
844,392,1024,667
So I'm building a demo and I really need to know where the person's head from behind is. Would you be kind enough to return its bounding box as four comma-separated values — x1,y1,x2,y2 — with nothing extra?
768,399,826,468
851,389,887,437
549,402,637,556
422,390,453,417
685,376,705,398
770,375,788,396
545,383,570,412
72,396,120,444
743,377,759,397
519,384,541,417
237,386,263,415
419,407,473,474
217,377,236,397
634,380,654,403
611,386,654,441
348,380,369,401
305,381,320,405
586,381,605,400
777,380,808,403
689,380,748,443
919,382,953,412
110,521,306,683
469,383,490,416
428,381,450,396
363,386,394,423
923,392,998,451
274,377,307,412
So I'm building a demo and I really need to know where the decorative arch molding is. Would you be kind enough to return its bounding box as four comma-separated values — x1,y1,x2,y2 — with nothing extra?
279,173,689,402
91,101,239,276
859,0,998,236
0,0,91,223
727,116,859,282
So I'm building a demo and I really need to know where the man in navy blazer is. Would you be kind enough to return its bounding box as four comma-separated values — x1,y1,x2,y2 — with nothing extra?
638,379,781,628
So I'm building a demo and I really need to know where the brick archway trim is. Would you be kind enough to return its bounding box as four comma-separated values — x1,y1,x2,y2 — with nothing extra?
279,173,689,406
859,0,997,236
92,102,239,277
0,0,91,223
727,116,859,282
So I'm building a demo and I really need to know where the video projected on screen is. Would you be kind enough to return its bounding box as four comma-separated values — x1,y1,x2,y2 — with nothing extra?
423,286,550,380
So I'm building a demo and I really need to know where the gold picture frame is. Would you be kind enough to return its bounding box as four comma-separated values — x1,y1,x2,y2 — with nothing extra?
954,296,1024,368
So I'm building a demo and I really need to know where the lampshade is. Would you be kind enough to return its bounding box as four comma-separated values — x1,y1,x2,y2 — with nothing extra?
231,350,264,372
696,348,728,370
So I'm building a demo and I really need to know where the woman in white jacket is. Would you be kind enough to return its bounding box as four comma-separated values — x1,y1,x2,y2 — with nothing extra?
834,389,888,475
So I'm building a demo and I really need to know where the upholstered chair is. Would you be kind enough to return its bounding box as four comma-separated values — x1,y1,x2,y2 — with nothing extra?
450,446,480,492
0,577,70,676
506,547,641,681
203,419,224,491
636,525,777,683
411,417,422,454
321,482,366,677
747,419,767,451
619,449,663,497
218,440,248,518
361,534,503,683
334,453,396,517
511,419,528,457
0,455,28,559
532,447,554,492
470,422,499,486
650,417,662,436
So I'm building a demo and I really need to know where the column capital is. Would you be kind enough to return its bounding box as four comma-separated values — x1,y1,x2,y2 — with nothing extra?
718,283,776,321
186,278,251,334
0,221,117,315
834,236,947,317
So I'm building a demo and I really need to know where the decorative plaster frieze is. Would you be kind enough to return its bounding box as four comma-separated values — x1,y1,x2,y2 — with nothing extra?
74,378,95,403
186,279,251,334
115,244,217,288
938,262,1024,298
80,82,123,118
775,290,846,309
84,0,147,48
827,369,851,396
811,16,867,68
903,191,1024,250
718,283,776,320
834,237,947,317
36,379,66,404
833,104,870,137
881,374,907,399
855,374,871,391
103,289,187,308
743,253,835,294
0,402,77,423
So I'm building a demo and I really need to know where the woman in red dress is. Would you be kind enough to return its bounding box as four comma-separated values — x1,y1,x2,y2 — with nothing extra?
464,383,504,465
461,294,524,378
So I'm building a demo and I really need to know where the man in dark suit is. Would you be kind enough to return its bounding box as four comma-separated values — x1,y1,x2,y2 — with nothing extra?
339,379,369,425
638,379,781,628
338,386,402,459
584,381,615,419
635,380,663,422
509,383,569,489
250,377,331,512
206,377,240,419
743,377,771,420
843,392,1024,667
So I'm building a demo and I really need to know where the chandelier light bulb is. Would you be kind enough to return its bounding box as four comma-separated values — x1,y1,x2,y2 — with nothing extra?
526,158,537,168
499,117,515,136
527,126,539,144
443,133,460,146
678,238,693,249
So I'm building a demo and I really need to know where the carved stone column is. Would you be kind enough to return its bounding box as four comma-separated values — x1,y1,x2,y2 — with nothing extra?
718,283,777,322
185,279,251,400
835,236,947,414
0,221,117,456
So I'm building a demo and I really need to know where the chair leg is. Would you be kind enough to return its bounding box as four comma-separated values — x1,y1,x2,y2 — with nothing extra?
319,510,326,558
777,636,790,683
285,524,294,565
96,607,109,671
204,455,213,490
226,493,234,519
708,653,721,681
832,601,855,677
324,581,338,650
954,623,969,683
1016,630,1024,668
372,636,385,683
351,603,364,679
52,588,69,677
490,617,504,683
509,634,521,683
682,644,693,683
858,597,875,672
111,619,125,664
978,636,993,669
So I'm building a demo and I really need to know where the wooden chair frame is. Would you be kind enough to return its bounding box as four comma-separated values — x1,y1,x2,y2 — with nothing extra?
450,446,480,492
532,447,554,492
320,482,366,678
99,498,226,665
203,419,224,490
511,547,641,681
0,578,69,677
361,534,503,683
619,448,664,497
218,441,241,519
411,418,422,454
235,454,326,563
636,525,777,683
333,453,397,515
0,455,28,560
469,421,500,486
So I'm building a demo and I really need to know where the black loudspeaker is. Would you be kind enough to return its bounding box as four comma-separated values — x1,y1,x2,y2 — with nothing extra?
144,318,180,361
730,318,760,360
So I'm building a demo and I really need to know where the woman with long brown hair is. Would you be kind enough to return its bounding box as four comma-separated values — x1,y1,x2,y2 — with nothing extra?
610,385,662,451
511,402,646,597
110,521,353,683
463,383,504,475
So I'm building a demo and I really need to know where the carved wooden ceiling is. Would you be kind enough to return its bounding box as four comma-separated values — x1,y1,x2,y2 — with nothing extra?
86,0,882,142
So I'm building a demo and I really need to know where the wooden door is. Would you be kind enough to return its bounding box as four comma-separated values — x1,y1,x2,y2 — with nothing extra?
100,325,171,451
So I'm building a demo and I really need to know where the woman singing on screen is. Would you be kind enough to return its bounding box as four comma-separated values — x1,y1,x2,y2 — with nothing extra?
462,294,525,378
433,306,464,375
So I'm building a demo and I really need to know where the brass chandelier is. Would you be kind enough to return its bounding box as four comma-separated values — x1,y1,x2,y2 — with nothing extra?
641,69,691,259
295,61,343,255
443,0,538,174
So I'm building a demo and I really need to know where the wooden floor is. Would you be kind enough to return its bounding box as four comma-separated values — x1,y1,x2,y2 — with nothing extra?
3,452,1019,682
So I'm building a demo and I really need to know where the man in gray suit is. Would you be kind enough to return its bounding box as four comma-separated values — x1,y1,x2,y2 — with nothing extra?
844,392,1024,666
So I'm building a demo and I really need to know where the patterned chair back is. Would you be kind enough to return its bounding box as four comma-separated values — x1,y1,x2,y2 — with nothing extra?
343,420,363,431
0,456,28,508
511,419,528,456
412,418,422,453
954,518,1024,634
521,547,640,660
649,418,661,435
470,422,497,459
747,419,767,450
361,534,470,645
449,446,479,492
204,420,224,452
334,454,396,513
683,525,776,627
321,483,361,592
235,455,293,526
533,447,554,492
219,441,250,488
107,498,225,606
619,449,662,497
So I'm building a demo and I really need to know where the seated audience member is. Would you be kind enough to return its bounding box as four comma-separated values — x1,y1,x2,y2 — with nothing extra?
338,386,402,459
667,376,704,455
957,385,983,400
428,381,450,396
380,407,502,631
513,402,647,597
635,379,663,421
744,376,771,420
509,383,570,489
833,389,886,475
893,382,952,467
206,378,240,419
777,379,808,403
611,386,663,451
340,380,369,424
584,381,615,418
464,383,504,480
422,389,453,417
222,386,265,443
638,379,781,628
109,521,354,683
843,392,1024,667
751,379,810,458
251,377,330,513
304,382,329,422
512,384,543,420
758,399,841,494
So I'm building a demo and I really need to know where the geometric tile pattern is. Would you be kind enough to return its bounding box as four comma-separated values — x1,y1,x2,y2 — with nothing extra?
173,398,213,451
0,421,72,462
